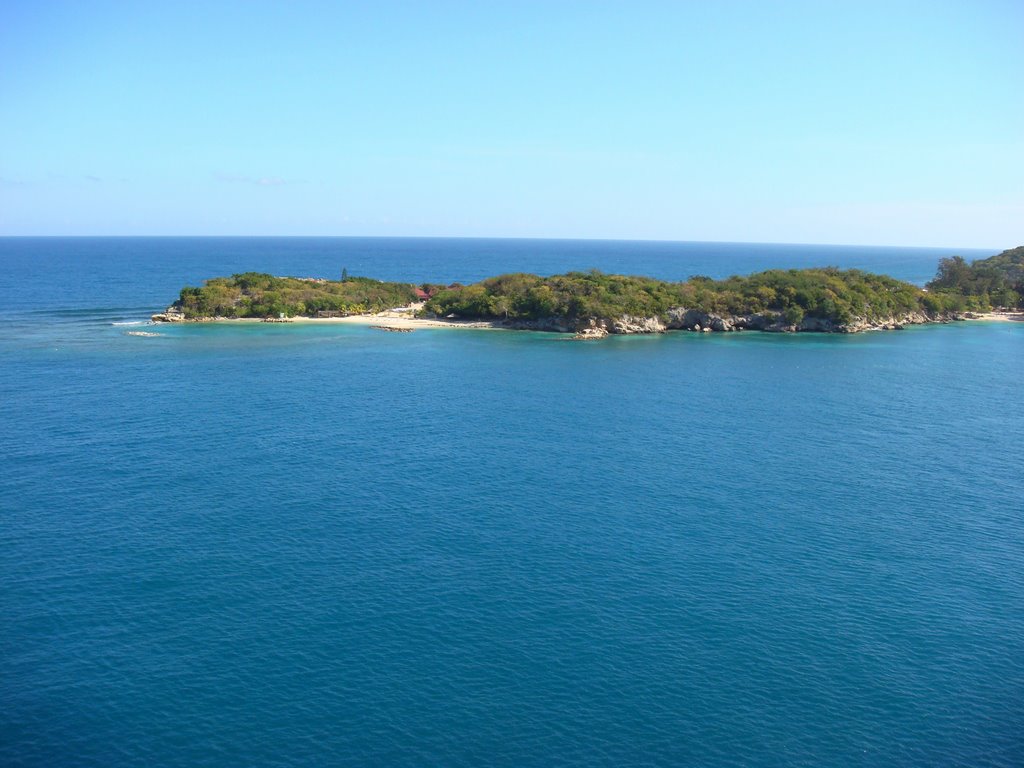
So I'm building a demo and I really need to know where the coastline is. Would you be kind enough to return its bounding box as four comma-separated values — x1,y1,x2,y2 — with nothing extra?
203,307,504,331
151,307,1024,336
153,255,1024,336
972,311,1024,322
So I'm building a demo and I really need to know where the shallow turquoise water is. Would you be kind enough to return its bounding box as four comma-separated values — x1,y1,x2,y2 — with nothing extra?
1,239,1022,766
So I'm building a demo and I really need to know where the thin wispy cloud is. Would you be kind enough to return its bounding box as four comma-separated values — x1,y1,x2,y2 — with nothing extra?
215,172,288,187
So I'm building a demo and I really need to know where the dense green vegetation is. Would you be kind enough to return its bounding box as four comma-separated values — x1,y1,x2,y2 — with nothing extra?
173,273,419,318
423,268,962,325
925,246,1024,310
169,247,1024,327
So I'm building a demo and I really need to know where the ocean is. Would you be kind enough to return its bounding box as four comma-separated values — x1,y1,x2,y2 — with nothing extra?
1,237,1021,766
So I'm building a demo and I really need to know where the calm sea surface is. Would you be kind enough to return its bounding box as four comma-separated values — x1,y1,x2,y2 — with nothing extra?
1,238,1021,766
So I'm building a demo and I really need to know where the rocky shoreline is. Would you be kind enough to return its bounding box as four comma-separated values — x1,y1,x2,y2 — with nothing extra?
153,305,980,338
492,308,969,339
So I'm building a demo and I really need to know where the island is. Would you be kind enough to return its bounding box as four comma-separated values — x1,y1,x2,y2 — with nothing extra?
152,247,1024,337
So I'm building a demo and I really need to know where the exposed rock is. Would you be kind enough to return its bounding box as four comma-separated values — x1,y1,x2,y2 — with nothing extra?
665,308,710,330
573,326,609,340
659,306,959,335
665,308,765,332
506,314,665,336
608,315,666,334
151,307,185,323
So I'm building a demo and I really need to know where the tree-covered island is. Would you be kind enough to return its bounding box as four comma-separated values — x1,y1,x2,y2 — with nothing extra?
165,272,421,318
154,246,1024,336
925,246,1024,309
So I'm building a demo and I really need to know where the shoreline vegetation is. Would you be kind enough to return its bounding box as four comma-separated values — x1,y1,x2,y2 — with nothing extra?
153,246,1024,337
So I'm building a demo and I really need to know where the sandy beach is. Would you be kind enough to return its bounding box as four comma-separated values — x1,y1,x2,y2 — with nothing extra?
293,311,502,330
198,304,505,331
972,311,1024,322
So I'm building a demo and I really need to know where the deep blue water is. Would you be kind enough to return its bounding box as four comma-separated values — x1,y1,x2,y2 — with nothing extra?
1,238,1022,766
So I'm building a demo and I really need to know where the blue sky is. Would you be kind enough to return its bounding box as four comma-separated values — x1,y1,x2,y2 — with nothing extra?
1,0,1021,246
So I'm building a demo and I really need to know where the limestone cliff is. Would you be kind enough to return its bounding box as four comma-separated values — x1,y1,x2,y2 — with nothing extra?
497,308,960,336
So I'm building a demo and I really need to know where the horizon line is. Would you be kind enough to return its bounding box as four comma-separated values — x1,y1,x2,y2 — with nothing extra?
0,234,1003,252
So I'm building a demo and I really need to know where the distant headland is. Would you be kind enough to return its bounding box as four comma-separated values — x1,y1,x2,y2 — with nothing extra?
153,246,1024,337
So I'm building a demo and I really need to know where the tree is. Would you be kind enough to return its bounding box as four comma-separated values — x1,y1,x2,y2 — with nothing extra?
783,305,805,326
493,296,511,319
928,256,968,290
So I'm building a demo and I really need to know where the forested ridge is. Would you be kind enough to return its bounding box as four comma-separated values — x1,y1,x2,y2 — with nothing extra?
925,246,1024,309
167,246,1023,324
172,272,418,318
424,268,960,325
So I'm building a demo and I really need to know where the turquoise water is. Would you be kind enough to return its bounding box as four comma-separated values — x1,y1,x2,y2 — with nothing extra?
2,238,1022,766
